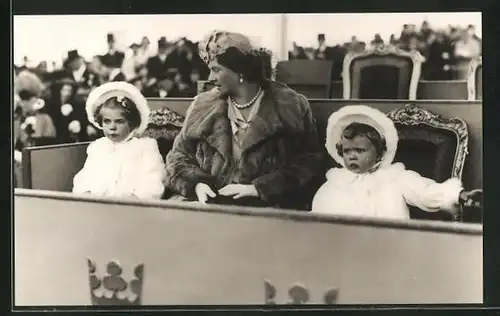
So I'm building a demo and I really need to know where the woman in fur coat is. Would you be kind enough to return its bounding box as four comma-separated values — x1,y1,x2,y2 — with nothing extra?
164,30,326,209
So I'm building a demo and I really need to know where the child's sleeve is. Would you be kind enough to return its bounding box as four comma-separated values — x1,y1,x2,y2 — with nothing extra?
72,141,98,194
399,167,463,212
133,138,166,199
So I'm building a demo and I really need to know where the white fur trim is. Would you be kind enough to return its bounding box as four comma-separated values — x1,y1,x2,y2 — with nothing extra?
85,81,150,135
325,105,399,168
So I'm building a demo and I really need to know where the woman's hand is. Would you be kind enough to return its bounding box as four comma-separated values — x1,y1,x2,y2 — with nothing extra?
218,184,259,199
195,183,216,204
459,189,483,208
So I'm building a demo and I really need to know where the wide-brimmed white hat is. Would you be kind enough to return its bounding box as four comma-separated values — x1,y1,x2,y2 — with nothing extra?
86,81,150,135
325,105,399,168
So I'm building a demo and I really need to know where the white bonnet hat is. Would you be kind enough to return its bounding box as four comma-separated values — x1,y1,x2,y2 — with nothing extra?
85,81,150,135
325,105,399,168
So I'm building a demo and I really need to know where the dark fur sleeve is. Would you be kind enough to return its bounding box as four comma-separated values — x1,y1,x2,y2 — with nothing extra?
164,111,215,198
251,95,326,206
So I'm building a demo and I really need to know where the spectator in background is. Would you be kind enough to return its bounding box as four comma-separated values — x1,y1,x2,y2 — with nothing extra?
100,33,125,69
314,33,334,60
46,79,98,144
288,42,307,59
122,43,143,81
419,20,433,44
370,33,384,48
146,37,177,86
137,36,154,66
423,30,454,80
60,50,100,103
454,28,481,59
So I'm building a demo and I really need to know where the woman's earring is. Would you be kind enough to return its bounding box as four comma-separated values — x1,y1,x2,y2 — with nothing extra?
239,76,244,84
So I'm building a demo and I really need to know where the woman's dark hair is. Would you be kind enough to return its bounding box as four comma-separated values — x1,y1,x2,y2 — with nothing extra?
216,46,271,88
94,96,142,130
335,123,387,159
18,89,37,101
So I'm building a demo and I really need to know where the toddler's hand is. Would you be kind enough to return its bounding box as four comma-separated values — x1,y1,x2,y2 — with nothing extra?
459,189,482,208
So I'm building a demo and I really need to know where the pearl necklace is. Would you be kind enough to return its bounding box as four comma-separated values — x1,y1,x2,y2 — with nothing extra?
230,87,262,109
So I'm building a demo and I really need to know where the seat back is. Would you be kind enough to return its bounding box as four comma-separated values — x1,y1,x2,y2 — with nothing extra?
22,142,90,191
276,60,334,98
467,57,482,100
387,104,469,221
343,46,424,100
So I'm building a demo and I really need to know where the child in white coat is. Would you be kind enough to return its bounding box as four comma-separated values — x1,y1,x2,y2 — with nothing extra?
72,81,166,199
311,105,481,220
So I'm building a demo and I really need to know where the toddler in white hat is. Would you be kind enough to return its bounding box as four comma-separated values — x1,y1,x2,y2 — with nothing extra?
312,105,481,220
72,82,166,199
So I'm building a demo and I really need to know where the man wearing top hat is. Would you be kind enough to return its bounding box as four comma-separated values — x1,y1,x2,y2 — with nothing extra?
100,33,125,69
61,49,100,101
314,33,334,60
146,37,178,88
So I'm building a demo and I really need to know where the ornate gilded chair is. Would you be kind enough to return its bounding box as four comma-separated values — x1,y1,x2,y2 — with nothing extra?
387,104,469,221
467,56,482,100
342,46,425,100
140,107,185,161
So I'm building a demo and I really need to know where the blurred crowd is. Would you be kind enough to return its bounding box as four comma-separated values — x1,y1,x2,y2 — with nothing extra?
14,33,211,145
289,22,482,81
13,22,482,147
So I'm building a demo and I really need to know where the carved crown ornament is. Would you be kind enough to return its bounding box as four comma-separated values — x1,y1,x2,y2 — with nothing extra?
386,103,469,182
342,45,425,100
467,56,482,101
87,258,144,306
86,260,339,305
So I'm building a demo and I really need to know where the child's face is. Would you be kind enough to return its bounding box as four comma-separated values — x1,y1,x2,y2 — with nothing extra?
340,135,379,174
100,107,132,143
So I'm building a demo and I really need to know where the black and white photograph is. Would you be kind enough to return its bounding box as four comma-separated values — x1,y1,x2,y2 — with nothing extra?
13,11,483,308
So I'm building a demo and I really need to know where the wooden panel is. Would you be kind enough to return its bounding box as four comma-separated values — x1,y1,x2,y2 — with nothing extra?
14,189,483,306
417,80,468,100
150,98,482,190
22,142,90,191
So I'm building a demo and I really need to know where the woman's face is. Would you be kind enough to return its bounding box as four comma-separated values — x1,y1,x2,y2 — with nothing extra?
207,59,239,96
60,84,73,101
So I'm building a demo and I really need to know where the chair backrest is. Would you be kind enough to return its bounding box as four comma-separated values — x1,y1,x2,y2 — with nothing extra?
467,57,482,101
140,107,185,160
276,60,334,98
343,46,425,100
387,104,469,221
22,142,90,191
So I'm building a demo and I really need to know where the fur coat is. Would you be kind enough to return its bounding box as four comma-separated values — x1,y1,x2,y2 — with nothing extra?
164,81,326,209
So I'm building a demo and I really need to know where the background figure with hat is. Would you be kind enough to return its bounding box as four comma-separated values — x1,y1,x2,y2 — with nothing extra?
14,70,57,187
311,105,482,219
314,33,333,60
122,42,143,81
164,30,325,209
62,49,101,102
72,81,165,199
146,36,178,96
100,33,125,69
45,77,101,144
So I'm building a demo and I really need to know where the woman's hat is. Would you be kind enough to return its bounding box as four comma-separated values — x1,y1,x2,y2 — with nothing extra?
325,105,399,168
85,81,150,135
198,30,255,64
14,70,45,97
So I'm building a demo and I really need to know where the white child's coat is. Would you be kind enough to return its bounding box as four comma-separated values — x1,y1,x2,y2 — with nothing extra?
311,162,462,220
73,136,166,199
